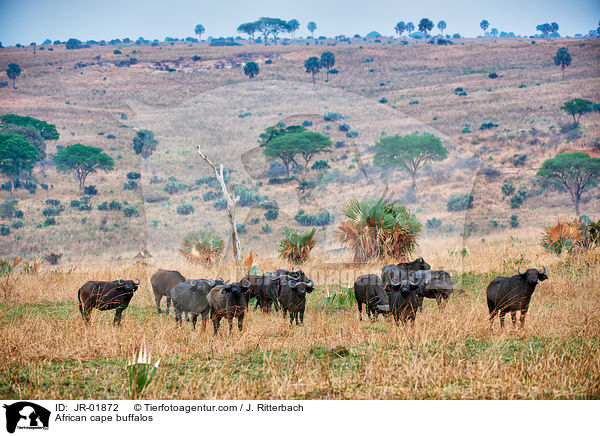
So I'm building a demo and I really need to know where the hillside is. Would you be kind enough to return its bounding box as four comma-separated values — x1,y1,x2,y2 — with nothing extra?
1,38,599,262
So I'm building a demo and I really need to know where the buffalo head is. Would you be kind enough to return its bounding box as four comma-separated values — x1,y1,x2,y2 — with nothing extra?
517,267,548,285
117,279,140,291
287,276,314,294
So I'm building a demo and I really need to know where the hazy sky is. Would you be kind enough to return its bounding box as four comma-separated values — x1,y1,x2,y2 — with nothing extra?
0,0,599,45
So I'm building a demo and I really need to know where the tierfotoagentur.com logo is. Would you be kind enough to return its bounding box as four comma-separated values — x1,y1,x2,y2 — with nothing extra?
3,402,50,434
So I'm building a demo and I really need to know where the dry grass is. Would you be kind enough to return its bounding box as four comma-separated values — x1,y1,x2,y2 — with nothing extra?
0,234,599,399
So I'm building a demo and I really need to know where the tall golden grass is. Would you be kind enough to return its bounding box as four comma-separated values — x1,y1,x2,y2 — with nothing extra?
1,233,599,399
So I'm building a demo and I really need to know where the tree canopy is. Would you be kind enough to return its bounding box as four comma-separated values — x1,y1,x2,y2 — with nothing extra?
320,51,335,82
406,22,415,33
132,129,158,169
480,20,489,34
287,19,300,37
237,22,259,41
438,20,447,34
394,21,406,36
194,24,205,39
6,63,21,89
373,133,448,198
244,61,259,79
418,18,434,34
304,56,321,87
537,152,600,216
54,143,114,191
554,47,572,80
561,98,593,125
0,134,39,191
1,114,59,140
257,17,289,45
307,21,317,37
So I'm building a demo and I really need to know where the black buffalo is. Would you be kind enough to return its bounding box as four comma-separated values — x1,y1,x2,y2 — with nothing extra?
386,277,420,324
78,279,140,325
241,273,282,312
207,282,249,334
150,269,185,315
353,274,390,320
487,268,548,328
170,279,225,330
278,273,314,325
381,257,431,288
410,269,455,308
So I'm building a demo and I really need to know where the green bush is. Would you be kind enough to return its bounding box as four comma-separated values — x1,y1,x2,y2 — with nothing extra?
236,185,266,207
324,112,343,122
488,72,498,79
262,224,272,233
311,160,330,170
295,210,331,226
11,220,23,229
213,199,227,210
447,194,473,212
0,199,18,219
124,180,138,190
236,224,247,234
176,203,194,215
502,184,515,196
203,191,222,201
479,121,499,130
510,215,519,228
127,172,141,180
71,197,92,211
426,217,442,230
0,224,10,236
264,208,279,221
250,218,260,225
44,217,56,226
42,206,63,217
123,206,140,217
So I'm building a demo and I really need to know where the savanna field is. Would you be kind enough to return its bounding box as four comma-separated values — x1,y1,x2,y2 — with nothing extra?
1,37,600,399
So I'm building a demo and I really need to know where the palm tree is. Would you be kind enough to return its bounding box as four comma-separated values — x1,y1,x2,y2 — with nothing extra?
244,62,259,79
307,21,317,38
6,63,21,89
279,227,316,264
194,24,205,41
335,198,421,263
320,51,335,82
304,56,321,87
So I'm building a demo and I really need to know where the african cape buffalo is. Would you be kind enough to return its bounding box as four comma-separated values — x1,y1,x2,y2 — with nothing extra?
487,267,548,328
207,282,249,334
410,269,455,308
150,269,185,315
170,279,224,330
353,274,390,320
78,279,140,325
382,257,431,288
278,272,314,325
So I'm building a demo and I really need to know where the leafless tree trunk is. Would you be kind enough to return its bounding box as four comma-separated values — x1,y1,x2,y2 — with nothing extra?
196,145,242,263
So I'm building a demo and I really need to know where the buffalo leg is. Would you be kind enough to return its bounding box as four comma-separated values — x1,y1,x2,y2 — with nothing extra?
299,310,304,325
201,311,209,331
357,301,363,321
499,310,507,328
228,316,234,334
282,307,288,320
510,311,517,327
238,314,244,331
191,313,199,330
212,316,221,335
174,307,183,328
154,294,162,314
113,308,124,326
81,306,92,325
165,297,171,316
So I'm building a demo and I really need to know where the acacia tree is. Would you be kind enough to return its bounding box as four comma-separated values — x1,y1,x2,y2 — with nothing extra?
304,56,321,87
54,143,114,192
437,20,447,35
373,133,448,200
262,131,301,177
537,152,600,216
307,21,317,38
561,98,593,125
418,18,434,35
237,22,259,42
320,51,335,82
480,20,489,35
194,24,205,40
406,22,415,33
287,19,300,38
6,63,21,89
133,129,158,170
244,61,259,79
554,47,572,80
293,131,332,175
258,17,289,45
394,21,406,36
0,134,39,192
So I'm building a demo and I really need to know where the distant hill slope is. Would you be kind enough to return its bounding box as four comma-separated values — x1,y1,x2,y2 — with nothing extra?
0,39,598,261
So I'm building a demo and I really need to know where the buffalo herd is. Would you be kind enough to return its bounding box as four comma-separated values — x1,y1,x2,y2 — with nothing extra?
76,258,548,332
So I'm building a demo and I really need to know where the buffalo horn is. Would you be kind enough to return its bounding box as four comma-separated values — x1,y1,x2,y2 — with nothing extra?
390,277,400,286
541,266,546,274
135,278,140,285
190,280,197,286
117,279,123,285
288,279,299,288
207,279,215,286
306,279,314,287
518,267,523,275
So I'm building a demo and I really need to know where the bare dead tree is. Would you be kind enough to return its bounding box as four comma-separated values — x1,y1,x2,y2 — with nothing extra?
196,145,242,263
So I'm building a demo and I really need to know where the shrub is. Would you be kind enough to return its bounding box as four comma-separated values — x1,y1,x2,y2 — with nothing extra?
127,172,141,180
409,100,419,105
45,199,60,206
250,218,260,225
40,183,48,190
447,194,473,212
295,210,331,226
279,227,316,265
236,224,247,235
541,218,582,254
268,177,295,185
426,217,442,230
44,217,56,226
454,87,467,96
480,121,499,130
42,206,64,217
511,154,527,166
83,185,98,195
264,208,279,221
329,68,338,74
15,210,23,218
335,198,421,262
311,160,330,170
236,185,266,207
502,184,515,196
176,203,194,215
71,197,92,211
150,176,164,184
203,191,222,201
113,49,121,54
510,215,519,228
124,180,138,190
302,120,313,127
324,112,343,122
163,182,183,195
179,232,224,264
262,224,272,233
488,72,498,79
123,206,140,217
11,220,23,229
490,220,499,228
379,97,388,104
0,224,10,236
0,199,18,219
346,130,359,138
213,199,227,210
338,123,350,132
